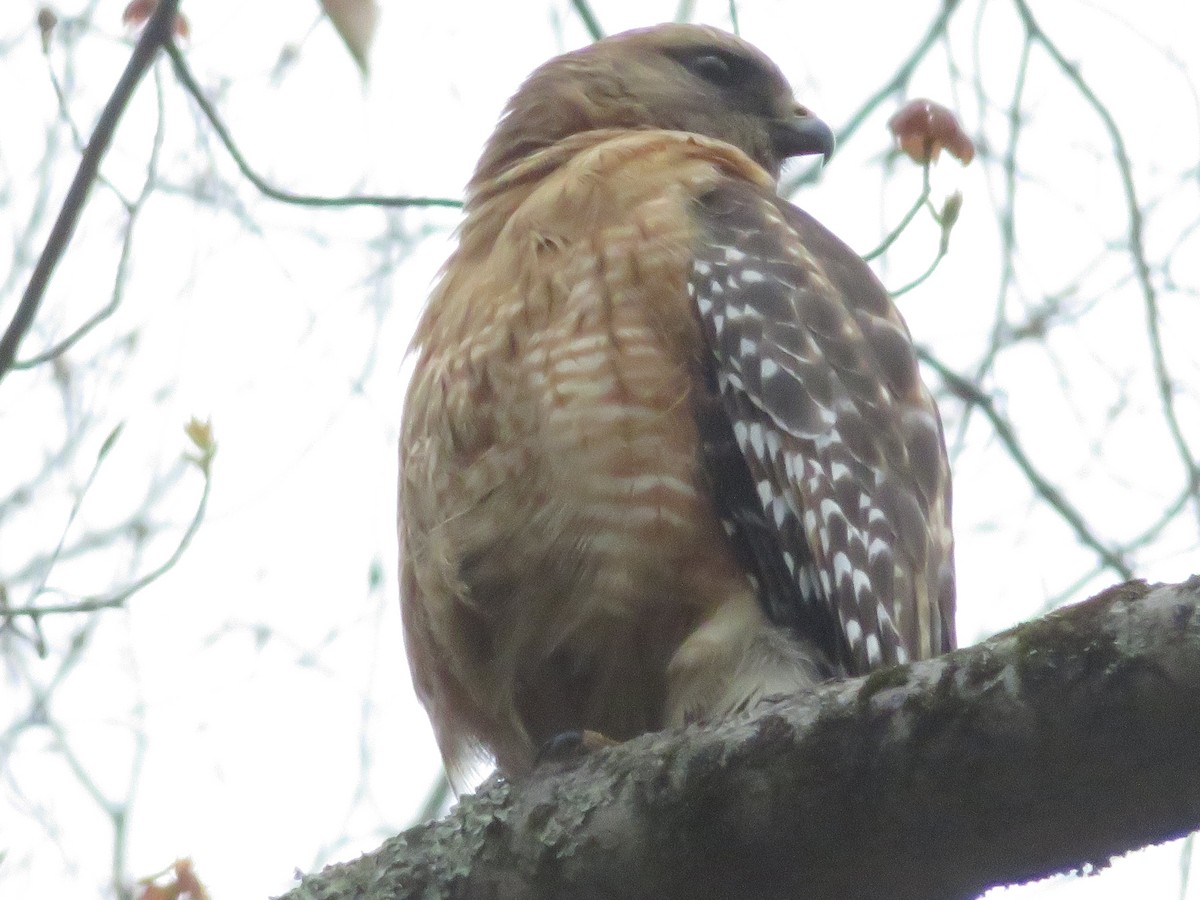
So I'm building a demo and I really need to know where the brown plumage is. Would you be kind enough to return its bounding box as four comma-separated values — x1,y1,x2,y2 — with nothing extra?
399,24,955,785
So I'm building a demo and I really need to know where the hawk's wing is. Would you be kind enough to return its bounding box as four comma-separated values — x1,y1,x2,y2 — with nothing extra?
689,180,956,675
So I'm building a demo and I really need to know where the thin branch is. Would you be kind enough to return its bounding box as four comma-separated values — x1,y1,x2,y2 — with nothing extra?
1123,487,1197,552
5,475,183,587
163,42,462,211
918,348,1134,580
1012,0,1200,526
980,33,1031,373
0,0,182,385
864,162,931,261
951,29,1032,452
1,453,213,619
673,0,696,23
20,633,147,898
43,36,131,207
889,241,948,297
782,0,963,195
15,65,168,370
17,424,125,612
570,0,604,41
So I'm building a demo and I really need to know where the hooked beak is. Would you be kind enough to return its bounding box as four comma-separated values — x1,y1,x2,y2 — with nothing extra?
770,108,835,164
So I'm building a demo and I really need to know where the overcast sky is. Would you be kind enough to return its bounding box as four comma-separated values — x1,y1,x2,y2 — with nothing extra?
1,1,1198,897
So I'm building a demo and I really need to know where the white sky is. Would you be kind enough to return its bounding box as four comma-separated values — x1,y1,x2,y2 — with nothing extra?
1,0,1198,897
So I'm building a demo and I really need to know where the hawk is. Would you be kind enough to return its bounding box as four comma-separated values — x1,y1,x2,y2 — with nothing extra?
399,24,955,785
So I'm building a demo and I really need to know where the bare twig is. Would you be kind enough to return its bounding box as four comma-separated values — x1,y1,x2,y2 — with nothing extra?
864,162,932,261
889,241,948,297
782,0,963,196
15,66,168,370
950,29,1032,452
919,348,1134,580
17,424,126,613
1012,0,1200,526
163,42,462,211
0,0,183,385
570,0,604,41
2,442,214,619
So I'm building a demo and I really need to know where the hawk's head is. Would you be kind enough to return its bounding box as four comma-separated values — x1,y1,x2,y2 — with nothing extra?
471,24,833,189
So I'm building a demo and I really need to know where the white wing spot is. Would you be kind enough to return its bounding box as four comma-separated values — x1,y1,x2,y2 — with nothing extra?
832,551,853,583
765,430,782,457
819,498,847,527
756,479,775,506
844,618,864,648
852,569,872,602
771,496,790,528
747,422,766,459
865,633,883,666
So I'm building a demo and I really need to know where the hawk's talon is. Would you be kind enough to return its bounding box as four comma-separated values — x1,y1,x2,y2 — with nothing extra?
535,730,618,766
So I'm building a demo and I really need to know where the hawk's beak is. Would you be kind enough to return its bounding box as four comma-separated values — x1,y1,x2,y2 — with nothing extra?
771,110,835,164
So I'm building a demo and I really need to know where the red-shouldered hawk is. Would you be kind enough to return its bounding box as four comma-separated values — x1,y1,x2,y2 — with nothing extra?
400,24,955,785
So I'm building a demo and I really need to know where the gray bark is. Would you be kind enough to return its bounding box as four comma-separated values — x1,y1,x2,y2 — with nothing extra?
278,577,1200,900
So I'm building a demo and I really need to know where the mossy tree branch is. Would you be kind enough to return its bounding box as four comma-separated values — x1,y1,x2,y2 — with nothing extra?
279,577,1200,900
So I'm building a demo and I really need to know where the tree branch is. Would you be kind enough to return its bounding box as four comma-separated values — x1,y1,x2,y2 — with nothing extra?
278,577,1200,900
570,0,604,41
164,43,462,211
0,0,182,386
918,348,1134,581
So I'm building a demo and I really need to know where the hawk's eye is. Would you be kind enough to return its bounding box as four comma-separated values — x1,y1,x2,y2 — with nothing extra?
689,53,735,87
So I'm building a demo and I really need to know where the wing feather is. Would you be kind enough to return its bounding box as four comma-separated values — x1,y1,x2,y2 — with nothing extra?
690,179,955,674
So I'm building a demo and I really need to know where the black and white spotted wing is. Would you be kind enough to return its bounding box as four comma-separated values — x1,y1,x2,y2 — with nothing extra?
689,179,956,676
